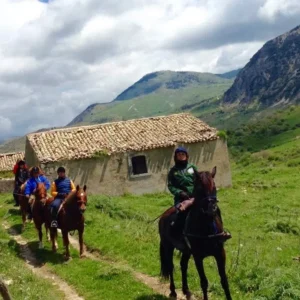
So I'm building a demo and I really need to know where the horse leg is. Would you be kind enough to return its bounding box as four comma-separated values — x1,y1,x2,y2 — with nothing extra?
78,229,85,258
194,257,208,300
21,207,26,232
45,224,50,242
159,240,176,298
180,251,192,299
215,248,232,300
50,228,57,252
36,224,43,249
62,230,70,260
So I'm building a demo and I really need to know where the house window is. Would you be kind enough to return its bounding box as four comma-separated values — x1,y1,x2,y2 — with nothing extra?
131,155,148,175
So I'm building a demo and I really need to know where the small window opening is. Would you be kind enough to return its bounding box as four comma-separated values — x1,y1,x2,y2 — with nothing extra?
131,155,148,175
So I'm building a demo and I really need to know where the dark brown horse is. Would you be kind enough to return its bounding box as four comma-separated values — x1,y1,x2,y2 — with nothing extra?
32,183,50,249
159,167,232,300
48,185,87,260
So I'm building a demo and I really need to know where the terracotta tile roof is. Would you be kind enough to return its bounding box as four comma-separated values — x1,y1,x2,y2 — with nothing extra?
27,113,218,162
0,152,25,172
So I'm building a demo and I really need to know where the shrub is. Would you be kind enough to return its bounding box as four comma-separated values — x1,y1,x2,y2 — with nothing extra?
217,130,227,141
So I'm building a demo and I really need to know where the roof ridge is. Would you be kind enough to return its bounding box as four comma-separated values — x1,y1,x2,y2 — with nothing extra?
0,151,25,156
27,113,195,137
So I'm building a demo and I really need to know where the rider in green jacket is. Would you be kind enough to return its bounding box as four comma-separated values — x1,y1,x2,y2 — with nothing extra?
168,147,197,206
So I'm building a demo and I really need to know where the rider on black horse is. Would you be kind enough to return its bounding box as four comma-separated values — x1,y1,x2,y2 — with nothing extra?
50,167,76,228
167,147,230,240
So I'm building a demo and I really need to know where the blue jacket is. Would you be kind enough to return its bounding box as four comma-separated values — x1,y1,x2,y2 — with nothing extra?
25,175,50,196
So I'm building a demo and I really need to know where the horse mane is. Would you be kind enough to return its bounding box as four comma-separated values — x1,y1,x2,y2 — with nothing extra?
198,171,214,193
64,190,77,205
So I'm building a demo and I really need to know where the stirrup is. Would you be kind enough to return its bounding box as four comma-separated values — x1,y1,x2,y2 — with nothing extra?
51,220,58,228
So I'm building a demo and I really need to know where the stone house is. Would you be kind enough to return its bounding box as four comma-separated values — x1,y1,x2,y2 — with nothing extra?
25,113,231,195
0,152,25,193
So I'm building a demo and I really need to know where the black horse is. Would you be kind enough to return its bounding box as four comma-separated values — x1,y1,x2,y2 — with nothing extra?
159,167,232,300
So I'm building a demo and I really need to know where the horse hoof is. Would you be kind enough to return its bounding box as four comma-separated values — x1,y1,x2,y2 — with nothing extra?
169,292,177,299
80,253,86,259
64,255,71,261
184,291,192,300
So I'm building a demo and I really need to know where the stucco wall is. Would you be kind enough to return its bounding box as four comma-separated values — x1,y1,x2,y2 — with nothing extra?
0,179,14,193
33,139,231,196
25,137,40,167
183,139,232,188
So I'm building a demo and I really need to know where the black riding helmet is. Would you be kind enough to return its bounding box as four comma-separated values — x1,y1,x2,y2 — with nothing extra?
174,147,189,161
18,160,25,166
57,166,66,173
30,166,40,176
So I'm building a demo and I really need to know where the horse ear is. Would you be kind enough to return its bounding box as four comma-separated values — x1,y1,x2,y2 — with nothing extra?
83,185,87,192
76,185,80,191
193,170,200,183
211,166,217,178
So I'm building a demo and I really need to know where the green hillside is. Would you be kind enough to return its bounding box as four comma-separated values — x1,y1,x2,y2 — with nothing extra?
69,82,231,126
114,70,232,101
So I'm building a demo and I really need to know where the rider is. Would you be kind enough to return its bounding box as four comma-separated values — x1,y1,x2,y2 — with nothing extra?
168,147,230,240
167,147,197,238
50,166,76,228
13,160,29,207
25,166,50,220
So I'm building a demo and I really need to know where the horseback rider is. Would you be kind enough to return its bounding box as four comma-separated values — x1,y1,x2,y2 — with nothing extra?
13,160,29,207
168,147,197,207
167,147,197,237
50,166,76,228
25,166,50,220
168,147,231,241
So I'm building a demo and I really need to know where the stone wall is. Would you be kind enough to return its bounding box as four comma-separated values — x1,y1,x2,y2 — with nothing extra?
0,179,14,193
28,139,231,196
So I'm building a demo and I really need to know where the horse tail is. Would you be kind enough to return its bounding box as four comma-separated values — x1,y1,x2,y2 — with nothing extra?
160,240,174,280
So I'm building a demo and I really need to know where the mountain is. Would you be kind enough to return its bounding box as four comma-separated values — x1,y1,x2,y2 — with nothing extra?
223,25,300,106
217,69,241,79
114,70,232,102
0,136,26,154
68,70,233,126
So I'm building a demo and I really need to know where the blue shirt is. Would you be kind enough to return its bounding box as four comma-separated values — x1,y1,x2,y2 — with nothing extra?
25,175,50,195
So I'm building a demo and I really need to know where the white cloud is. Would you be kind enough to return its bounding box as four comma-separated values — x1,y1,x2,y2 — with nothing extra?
0,0,299,140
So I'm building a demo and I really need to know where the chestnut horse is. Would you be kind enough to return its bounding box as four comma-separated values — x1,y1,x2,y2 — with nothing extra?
47,185,87,260
159,167,232,300
32,183,50,249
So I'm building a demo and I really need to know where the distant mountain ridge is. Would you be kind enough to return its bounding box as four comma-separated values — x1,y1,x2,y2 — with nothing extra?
223,25,300,106
114,70,235,102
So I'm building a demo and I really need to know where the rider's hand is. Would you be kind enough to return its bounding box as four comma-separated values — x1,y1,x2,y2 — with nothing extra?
179,191,189,200
25,194,30,198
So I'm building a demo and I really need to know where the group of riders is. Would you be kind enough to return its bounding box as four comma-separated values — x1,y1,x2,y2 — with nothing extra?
13,159,75,228
12,147,229,238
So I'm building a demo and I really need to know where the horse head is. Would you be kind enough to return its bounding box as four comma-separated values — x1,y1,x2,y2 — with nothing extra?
75,185,87,214
34,182,48,206
193,166,218,217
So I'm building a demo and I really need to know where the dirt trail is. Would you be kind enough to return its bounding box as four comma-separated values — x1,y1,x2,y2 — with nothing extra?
2,222,84,300
64,231,195,300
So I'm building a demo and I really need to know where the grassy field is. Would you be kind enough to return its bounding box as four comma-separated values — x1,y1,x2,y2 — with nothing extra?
1,135,300,299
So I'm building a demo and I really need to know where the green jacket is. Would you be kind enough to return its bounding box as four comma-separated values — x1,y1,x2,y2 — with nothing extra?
167,163,198,205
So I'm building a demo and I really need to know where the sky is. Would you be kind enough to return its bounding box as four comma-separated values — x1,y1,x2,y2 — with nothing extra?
0,0,300,140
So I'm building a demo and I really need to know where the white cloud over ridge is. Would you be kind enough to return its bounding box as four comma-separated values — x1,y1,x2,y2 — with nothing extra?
0,0,299,140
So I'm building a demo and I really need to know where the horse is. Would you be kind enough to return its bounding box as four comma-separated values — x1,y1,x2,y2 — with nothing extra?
159,167,232,300
48,185,87,260
32,182,51,249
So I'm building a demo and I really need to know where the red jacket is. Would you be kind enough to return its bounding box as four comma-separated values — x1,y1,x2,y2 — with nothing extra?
13,164,28,174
